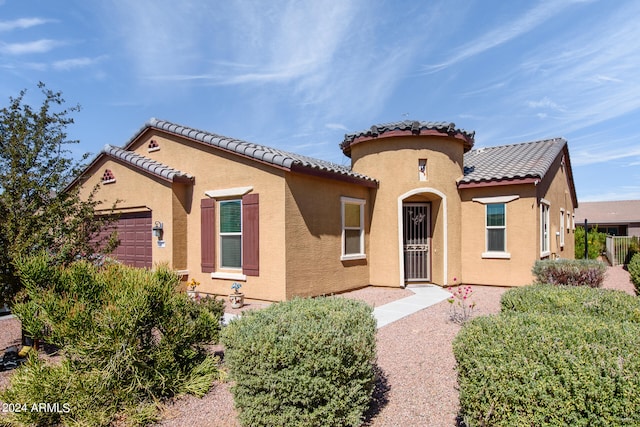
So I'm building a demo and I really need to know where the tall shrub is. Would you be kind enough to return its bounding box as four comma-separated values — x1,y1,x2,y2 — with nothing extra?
2,253,224,426
628,252,640,294
222,297,377,427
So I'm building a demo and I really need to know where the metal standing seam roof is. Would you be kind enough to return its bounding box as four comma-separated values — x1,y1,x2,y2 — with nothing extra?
140,118,378,186
459,137,567,184
103,144,194,182
340,120,476,156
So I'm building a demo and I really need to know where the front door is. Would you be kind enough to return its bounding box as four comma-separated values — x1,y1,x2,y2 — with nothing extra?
403,203,431,282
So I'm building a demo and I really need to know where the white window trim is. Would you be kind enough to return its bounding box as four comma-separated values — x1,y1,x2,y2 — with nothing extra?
482,203,510,259
540,199,550,257
341,196,366,261
219,199,243,270
205,186,253,199
472,195,520,204
560,208,565,247
474,196,518,259
211,271,247,281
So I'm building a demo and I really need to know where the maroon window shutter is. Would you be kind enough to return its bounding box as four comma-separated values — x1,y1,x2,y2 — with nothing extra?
201,198,216,273
242,193,259,276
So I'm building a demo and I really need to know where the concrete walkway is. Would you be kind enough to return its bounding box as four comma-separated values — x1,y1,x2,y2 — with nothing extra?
222,285,453,328
373,285,452,328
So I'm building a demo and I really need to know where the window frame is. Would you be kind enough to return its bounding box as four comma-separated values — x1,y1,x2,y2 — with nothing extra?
472,195,518,259
485,203,507,256
540,199,550,257
560,208,565,247
341,196,366,261
219,199,243,270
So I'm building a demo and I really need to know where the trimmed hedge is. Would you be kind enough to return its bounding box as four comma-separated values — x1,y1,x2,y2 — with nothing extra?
455,313,640,426
455,285,640,426
221,297,377,427
500,284,640,322
532,259,606,287
628,252,640,294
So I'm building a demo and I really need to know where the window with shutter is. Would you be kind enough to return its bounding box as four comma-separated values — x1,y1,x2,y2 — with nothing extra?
200,198,216,272
220,200,242,269
242,193,259,276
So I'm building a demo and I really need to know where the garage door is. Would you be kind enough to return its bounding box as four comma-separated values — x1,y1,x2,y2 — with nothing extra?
95,211,153,268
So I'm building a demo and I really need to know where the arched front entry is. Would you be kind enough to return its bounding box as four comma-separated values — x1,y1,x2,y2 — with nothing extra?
397,188,447,286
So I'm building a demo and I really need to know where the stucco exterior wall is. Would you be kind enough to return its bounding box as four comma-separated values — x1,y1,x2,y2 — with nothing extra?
85,131,289,301
349,136,465,287
460,185,538,287
78,157,174,265
284,173,371,299
536,151,577,260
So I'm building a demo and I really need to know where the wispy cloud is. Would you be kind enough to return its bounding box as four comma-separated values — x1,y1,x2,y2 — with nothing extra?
0,39,61,55
423,1,576,73
0,17,52,32
52,56,107,71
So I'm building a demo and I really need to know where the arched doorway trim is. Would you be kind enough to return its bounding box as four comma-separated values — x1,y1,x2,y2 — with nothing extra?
397,188,447,286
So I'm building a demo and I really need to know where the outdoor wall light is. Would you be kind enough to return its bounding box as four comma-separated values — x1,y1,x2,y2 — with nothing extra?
152,221,164,239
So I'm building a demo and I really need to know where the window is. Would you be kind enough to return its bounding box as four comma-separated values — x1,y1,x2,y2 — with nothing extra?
540,200,550,257
567,211,571,234
560,209,565,247
418,159,427,181
341,197,365,260
200,192,260,277
220,200,242,268
486,203,506,252
472,195,518,259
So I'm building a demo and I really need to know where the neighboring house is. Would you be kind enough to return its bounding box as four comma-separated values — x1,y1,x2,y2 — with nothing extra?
73,119,578,300
574,200,640,236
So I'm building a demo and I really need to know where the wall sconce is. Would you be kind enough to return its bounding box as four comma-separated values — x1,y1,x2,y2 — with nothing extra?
152,221,164,239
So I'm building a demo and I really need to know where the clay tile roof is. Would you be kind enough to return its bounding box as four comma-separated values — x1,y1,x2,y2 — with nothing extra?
459,138,567,184
103,144,194,183
144,118,377,186
340,120,476,156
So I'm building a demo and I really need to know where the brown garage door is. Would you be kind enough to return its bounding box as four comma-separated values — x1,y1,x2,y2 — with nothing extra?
97,211,153,268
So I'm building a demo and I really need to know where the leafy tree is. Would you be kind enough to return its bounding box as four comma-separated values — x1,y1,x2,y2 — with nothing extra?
574,226,606,259
0,82,112,306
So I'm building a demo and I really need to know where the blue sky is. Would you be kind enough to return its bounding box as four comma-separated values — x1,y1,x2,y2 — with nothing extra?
1,0,639,202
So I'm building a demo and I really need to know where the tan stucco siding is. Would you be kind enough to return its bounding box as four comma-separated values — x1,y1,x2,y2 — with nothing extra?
284,173,370,299
536,152,577,261
460,185,538,287
85,131,289,301
349,136,465,287
180,146,288,302
78,157,175,266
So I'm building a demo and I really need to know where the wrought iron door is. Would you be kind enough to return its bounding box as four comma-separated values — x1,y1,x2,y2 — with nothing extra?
403,203,431,281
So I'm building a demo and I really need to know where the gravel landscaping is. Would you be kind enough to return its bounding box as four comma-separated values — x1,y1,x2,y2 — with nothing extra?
1,265,635,426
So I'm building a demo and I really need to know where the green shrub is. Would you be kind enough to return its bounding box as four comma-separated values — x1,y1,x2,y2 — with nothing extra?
532,258,606,287
628,252,640,294
222,297,377,427
575,226,606,259
1,253,224,426
500,284,640,322
454,312,640,426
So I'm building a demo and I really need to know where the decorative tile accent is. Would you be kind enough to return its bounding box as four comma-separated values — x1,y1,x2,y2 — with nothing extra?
148,139,160,152
102,169,116,184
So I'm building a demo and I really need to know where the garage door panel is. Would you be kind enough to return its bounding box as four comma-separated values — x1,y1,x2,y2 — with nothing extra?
94,212,152,268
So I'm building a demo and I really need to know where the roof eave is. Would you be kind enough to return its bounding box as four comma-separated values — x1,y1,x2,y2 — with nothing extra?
289,163,378,188
457,176,541,189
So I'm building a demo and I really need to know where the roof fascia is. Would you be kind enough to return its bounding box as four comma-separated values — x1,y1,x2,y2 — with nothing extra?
458,177,540,189
289,163,378,188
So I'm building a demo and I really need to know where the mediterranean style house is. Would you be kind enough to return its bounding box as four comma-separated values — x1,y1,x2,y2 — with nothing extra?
74,119,578,301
